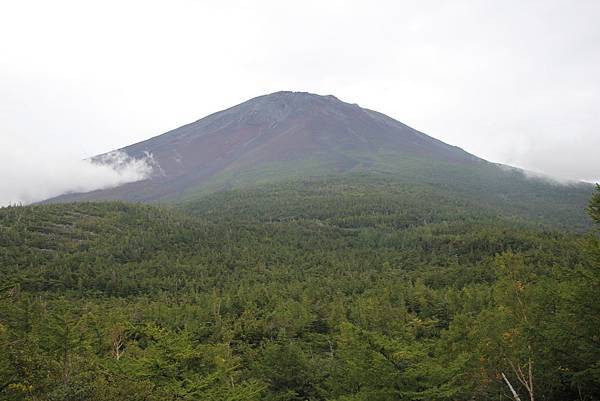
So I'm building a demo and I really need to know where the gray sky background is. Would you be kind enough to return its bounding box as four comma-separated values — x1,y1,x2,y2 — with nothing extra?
1,0,599,205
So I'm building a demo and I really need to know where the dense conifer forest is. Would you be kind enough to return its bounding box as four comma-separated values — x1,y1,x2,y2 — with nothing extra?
1,175,599,400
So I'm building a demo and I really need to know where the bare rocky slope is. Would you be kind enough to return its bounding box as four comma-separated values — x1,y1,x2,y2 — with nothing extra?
48,91,484,202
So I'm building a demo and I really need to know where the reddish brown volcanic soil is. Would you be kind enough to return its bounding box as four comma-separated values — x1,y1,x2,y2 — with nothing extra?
48,91,480,202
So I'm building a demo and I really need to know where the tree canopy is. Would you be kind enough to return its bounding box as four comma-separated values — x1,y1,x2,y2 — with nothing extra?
1,177,598,400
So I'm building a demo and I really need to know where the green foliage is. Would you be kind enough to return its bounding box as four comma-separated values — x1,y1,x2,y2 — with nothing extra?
0,179,598,400
186,162,594,231
588,184,600,224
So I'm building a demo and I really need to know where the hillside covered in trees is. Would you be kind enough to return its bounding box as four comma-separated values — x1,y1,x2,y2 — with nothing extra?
1,176,599,401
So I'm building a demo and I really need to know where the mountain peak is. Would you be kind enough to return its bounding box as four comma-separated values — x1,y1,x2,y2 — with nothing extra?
263,90,339,99
50,91,482,203
242,91,350,111
245,91,353,111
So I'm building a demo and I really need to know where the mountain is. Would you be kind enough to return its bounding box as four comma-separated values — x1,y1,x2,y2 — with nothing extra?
5,91,600,400
49,91,481,201
47,91,593,230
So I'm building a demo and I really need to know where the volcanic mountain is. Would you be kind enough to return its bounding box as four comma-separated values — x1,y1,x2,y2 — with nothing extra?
47,91,593,228
51,91,483,200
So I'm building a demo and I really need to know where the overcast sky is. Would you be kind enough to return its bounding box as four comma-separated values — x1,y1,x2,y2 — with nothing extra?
1,0,599,205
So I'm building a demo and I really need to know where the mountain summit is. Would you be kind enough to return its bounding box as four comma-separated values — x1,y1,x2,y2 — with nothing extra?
50,91,486,202
118,90,483,182
47,91,592,229
125,91,479,167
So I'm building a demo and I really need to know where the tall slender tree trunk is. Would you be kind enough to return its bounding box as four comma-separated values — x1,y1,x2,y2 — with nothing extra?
502,372,522,401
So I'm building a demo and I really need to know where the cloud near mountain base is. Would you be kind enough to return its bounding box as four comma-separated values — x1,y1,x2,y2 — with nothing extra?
0,148,153,206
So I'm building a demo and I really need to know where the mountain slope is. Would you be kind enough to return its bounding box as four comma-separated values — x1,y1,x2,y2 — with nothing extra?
46,91,594,230
48,91,483,202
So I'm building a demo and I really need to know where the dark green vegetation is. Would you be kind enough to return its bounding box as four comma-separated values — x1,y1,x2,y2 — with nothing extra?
184,169,593,232
1,176,599,400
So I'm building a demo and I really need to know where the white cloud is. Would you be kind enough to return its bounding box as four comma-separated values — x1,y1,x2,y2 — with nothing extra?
0,143,153,206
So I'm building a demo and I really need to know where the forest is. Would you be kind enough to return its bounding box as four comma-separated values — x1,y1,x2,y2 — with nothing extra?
0,175,599,401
